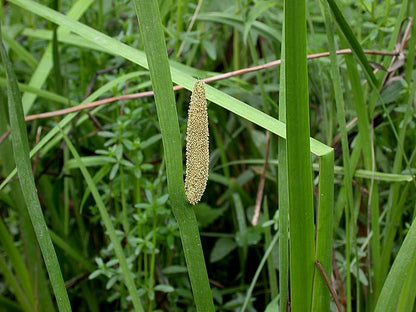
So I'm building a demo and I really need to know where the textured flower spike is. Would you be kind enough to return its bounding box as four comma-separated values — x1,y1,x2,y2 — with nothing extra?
185,80,209,205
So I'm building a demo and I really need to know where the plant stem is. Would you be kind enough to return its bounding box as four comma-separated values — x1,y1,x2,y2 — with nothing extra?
133,0,214,310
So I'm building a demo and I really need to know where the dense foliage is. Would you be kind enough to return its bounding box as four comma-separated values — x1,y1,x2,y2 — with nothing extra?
1,0,415,311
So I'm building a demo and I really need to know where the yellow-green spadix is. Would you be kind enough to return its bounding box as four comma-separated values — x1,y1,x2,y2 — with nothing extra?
185,80,209,205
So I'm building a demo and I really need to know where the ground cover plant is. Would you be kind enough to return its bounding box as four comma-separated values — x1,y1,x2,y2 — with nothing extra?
0,0,415,311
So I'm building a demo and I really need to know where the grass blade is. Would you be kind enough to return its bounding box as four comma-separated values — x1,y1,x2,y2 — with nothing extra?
61,131,144,312
0,256,32,312
320,2,354,309
0,23,71,312
242,233,279,311
374,216,416,312
312,151,334,312
0,219,34,312
20,0,94,114
278,27,289,311
284,0,315,310
132,0,214,310
326,0,379,89
6,0,332,156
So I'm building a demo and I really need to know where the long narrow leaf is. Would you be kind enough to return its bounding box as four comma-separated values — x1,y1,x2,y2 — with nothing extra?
0,218,35,308
7,0,332,157
20,0,95,114
0,24,71,312
326,0,379,89
285,0,315,310
132,0,214,310
61,131,144,312
278,26,289,312
312,151,334,311
320,3,354,309
374,216,416,312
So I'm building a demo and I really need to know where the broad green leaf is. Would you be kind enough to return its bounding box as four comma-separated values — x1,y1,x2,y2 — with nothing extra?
210,238,238,263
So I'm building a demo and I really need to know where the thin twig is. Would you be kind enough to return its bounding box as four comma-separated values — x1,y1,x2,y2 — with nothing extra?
25,49,398,122
331,116,357,147
316,260,344,312
177,0,204,58
84,62,129,99
333,249,347,306
383,17,412,85
252,131,270,225
0,129,10,145
0,48,399,146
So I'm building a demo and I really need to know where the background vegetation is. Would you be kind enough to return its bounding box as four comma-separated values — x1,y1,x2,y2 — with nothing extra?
0,0,415,311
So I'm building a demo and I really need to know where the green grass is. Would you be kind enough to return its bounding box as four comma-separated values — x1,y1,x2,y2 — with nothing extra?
1,0,415,311
0,22,70,311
